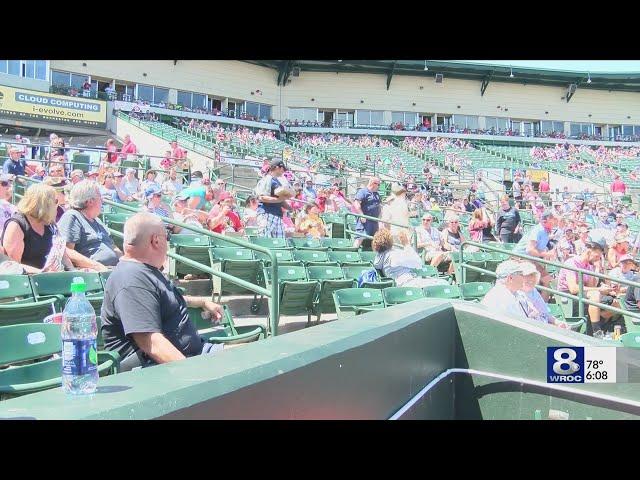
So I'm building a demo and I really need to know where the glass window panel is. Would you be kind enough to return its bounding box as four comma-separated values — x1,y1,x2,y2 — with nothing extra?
0,61,6,74
35,60,47,80
371,111,384,126
356,110,371,125
485,117,497,130
70,73,86,89
391,112,404,124
177,91,191,107
192,93,206,109
259,104,272,120
404,112,417,126
570,124,580,136
634,126,640,136
153,87,168,104
51,70,69,86
454,115,466,128
245,101,260,117
24,60,35,79
622,125,634,136
466,116,478,130
137,84,154,102
7,60,20,76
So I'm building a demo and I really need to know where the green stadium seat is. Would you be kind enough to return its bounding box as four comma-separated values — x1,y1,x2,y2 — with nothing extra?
320,238,359,251
293,250,330,265
263,265,317,326
327,250,363,265
0,275,57,326
307,265,354,323
31,272,104,313
382,287,425,306
194,305,265,345
0,323,119,400
423,284,462,300
249,236,290,250
459,282,493,302
288,237,327,250
209,248,261,309
168,234,211,278
333,288,385,320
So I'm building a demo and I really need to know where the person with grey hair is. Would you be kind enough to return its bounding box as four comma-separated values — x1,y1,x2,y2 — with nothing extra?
57,180,121,268
480,260,529,320
101,212,224,371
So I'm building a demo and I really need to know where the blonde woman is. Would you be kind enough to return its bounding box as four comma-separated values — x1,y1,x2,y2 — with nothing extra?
1,183,62,269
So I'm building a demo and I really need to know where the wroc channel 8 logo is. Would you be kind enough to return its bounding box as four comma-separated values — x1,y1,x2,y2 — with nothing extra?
547,347,584,383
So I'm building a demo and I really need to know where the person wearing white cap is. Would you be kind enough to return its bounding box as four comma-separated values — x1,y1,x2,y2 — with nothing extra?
517,261,565,327
480,260,529,320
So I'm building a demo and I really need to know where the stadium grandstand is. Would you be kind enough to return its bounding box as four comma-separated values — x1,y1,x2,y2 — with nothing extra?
1,59,640,420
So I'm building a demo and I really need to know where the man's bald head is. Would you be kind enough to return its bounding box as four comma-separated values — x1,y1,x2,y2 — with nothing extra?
124,212,165,249
368,177,381,191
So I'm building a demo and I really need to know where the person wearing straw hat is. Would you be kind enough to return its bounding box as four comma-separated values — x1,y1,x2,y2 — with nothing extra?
517,261,565,327
121,167,140,198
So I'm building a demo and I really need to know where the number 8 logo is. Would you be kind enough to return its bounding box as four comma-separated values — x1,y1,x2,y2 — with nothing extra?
552,348,580,375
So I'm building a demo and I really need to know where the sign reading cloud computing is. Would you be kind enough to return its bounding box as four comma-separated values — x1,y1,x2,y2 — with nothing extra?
0,85,106,128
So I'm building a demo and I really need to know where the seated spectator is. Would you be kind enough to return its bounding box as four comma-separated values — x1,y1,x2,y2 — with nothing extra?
172,193,205,234
101,212,224,371
99,173,125,203
206,192,243,234
1,184,72,270
121,168,140,198
140,169,161,193
42,177,69,222
31,165,46,181
181,171,208,210
243,195,259,227
162,168,184,196
48,162,66,178
58,180,121,269
4,146,28,177
415,213,449,270
0,175,16,239
145,185,181,233
557,239,615,335
70,169,85,184
517,261,564,327
372,229,447,288
296,204,326,239
480,261,528,320
608,234,630,269
103,138,119,165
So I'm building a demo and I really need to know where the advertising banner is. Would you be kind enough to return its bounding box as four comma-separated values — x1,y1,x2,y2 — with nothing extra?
0,85,107,128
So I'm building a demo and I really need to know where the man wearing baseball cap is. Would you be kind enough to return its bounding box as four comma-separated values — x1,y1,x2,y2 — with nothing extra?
480,260,529,320
254,159,289,238
557,239,615,335
3,146,27,177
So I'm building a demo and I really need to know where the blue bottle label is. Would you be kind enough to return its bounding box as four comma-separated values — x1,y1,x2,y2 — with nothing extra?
62,339,98,376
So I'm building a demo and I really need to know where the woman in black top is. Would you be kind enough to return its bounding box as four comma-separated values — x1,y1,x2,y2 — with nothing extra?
1,184,61,269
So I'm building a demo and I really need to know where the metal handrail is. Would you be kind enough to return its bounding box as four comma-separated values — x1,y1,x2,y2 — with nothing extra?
14,174,281,336
459,240,640,323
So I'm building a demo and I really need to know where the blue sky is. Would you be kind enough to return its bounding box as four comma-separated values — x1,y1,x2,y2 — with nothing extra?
452,60,640,73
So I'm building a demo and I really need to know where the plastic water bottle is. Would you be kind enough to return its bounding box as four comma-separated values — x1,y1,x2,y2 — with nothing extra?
61,278,98,395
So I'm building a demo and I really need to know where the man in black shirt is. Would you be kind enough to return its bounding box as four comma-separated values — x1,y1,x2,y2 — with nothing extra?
101,212,224,370
495,196,521,243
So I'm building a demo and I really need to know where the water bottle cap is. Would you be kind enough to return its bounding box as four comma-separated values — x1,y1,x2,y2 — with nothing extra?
70,277,87,293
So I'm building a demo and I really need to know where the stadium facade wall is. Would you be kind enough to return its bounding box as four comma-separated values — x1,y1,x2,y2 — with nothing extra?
50,60,640,126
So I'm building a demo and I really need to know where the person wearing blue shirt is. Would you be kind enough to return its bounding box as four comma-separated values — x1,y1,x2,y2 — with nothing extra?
3,147,27,176
513,210,558,300
302,179,317,201
352,177,382,249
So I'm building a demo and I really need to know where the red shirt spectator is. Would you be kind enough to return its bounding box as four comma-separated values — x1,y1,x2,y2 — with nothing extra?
538,179,550,192
611,176,626,194
170,141,187,160
119,134,138,160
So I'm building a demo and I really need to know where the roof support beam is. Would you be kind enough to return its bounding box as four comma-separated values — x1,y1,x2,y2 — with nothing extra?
386,61,397,90
277,61,292,86
480,73,492,96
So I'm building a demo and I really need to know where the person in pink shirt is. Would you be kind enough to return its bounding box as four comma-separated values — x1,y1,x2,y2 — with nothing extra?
538,178,550,193
119,134,138,160
170,140,186,161
610,174,626,199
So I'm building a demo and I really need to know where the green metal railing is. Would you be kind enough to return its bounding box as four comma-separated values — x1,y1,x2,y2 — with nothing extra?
15,175,282,336
459,240,640,324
